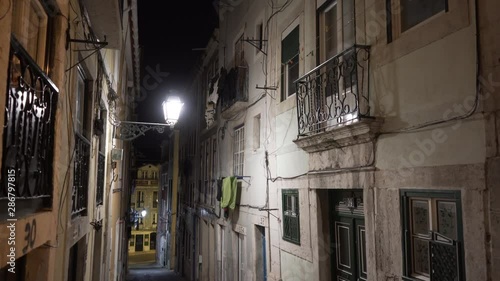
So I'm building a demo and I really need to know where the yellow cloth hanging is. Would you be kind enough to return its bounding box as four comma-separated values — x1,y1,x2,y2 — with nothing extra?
221,176,237,209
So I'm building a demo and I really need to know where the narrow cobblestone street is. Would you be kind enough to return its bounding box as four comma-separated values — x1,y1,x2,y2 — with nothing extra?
127,265,187,281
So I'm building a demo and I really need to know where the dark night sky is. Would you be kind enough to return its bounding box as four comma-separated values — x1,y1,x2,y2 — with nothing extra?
134,1,218,164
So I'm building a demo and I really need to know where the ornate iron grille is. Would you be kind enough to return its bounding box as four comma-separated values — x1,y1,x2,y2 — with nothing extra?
295,45,370,137
96,152,105,206
0,37,59,215
430,241,460,281
72,133,90,217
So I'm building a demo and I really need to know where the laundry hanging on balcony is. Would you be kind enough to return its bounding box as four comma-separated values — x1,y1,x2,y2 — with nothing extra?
220,176,237,209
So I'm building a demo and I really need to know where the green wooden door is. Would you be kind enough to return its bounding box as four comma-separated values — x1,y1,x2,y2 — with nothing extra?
331,190,367,281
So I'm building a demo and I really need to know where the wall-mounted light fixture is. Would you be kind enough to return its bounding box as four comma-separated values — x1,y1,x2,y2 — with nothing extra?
113,95,184,141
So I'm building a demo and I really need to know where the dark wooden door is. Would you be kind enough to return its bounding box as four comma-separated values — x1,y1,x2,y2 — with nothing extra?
135,234,144,252
150,232,157,250
331,190,367,281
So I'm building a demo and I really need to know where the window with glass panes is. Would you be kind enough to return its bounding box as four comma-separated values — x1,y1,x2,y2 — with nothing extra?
401,190,464,281
75,66,92,139
319,0,355,61
153,191,158,208
282,189,300,244
318,0,356,102
281,25,299,101
389,0,448,41
233,126,245,176
136,191,144,207
12,0,50,68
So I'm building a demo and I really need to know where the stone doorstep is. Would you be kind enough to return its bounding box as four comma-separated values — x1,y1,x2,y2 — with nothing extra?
294,117,384,153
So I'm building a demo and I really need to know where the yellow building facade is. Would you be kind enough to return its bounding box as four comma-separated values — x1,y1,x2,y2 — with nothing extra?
129,164,161,254
0,0,140,280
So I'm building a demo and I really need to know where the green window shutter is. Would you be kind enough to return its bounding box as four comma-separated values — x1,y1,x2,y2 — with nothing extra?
282,190,300,245
282,26,300,63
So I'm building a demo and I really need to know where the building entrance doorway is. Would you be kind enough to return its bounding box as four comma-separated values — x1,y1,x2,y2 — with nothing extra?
150,232,157,250
330,190,367,281
135,234,144,252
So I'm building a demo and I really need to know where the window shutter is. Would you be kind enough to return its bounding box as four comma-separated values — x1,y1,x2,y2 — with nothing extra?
282,190,300,244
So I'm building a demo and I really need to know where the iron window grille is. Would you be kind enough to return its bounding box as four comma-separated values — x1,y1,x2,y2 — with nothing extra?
1,37,58,216
96,152,105,206
72,133,90,217
282,189,300,245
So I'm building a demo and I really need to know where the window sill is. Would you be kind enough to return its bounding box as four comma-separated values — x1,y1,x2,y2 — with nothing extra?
401,275,427,281
283,236,301,246
276,94,296,115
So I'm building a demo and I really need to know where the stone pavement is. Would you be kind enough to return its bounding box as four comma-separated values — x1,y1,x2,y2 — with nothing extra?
127,264,187,281
128,250,156,265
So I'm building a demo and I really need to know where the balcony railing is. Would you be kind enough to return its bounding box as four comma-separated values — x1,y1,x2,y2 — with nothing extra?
295,45,371,137
72,133,90,217
96,152,105,206
220,66,248,111
135,179,159,186
0,37,59,217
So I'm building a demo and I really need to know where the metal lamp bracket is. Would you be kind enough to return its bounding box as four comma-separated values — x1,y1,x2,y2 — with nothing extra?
115,121,173,141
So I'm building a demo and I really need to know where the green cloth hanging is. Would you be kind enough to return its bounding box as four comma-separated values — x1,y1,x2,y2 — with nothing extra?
221,176,237,209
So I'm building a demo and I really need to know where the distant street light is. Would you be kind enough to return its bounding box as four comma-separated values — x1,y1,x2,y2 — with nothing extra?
141,209,147,217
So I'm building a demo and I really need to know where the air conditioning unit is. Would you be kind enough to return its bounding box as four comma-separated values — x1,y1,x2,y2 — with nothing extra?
111,148,123,161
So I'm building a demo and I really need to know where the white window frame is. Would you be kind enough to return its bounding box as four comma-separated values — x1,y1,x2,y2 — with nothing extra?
233,126,245,176
390,0,448,40
281,21,300,101
136,190,144,207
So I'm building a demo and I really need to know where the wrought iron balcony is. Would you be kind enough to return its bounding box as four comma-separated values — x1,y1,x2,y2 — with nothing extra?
0,37,59,217
72,133,90,217
295,45,371,137
220,67,248,118
135,179,158,186
96,152,105,206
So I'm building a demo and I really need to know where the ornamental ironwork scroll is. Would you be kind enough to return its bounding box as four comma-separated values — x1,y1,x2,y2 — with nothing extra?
115,121,170,141
1,37,59,215
295,45,371,137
